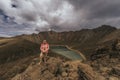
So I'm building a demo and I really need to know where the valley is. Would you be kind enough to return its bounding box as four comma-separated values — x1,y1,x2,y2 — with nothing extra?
0,25,120,80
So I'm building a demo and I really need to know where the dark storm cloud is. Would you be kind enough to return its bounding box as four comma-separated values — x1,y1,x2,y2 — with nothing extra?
68,0,93,10
21,12,38,21
68,0,120,19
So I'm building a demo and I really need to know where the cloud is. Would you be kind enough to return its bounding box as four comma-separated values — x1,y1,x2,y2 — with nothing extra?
68,0,120,27
0,0,120,37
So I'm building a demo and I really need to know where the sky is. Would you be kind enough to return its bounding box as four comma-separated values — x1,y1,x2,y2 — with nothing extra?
0,0,120,37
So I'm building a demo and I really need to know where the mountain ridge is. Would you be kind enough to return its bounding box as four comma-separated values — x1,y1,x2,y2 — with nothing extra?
0,25,120,80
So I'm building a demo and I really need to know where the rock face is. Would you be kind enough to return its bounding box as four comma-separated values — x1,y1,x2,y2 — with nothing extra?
12,57,104,80
111,66,120,76
90,55,120,80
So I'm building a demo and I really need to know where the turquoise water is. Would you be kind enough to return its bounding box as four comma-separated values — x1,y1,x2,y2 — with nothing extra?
50,46,83,61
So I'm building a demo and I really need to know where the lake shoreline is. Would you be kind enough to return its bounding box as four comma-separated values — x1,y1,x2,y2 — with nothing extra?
50,45,86,61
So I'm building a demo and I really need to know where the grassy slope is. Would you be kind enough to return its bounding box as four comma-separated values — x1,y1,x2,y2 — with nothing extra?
0,37,41,79
0,37,39,64
0,56,35,80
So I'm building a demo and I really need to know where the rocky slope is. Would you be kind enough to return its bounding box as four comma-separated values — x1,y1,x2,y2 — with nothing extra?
0,56,35,80
11,57,105,80
89,56,120,80
87,38,120,80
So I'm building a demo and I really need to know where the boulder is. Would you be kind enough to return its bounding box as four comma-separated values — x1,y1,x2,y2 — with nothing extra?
109,76,119,80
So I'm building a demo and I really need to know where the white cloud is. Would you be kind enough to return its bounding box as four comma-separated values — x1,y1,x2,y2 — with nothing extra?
0,0,120,36
0,0,85,30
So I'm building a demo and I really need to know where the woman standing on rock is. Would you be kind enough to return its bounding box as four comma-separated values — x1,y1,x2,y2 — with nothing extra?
39,40,49,64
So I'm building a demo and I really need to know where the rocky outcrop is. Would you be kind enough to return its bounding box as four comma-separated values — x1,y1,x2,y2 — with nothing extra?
90,55,120,80
12,57,104,80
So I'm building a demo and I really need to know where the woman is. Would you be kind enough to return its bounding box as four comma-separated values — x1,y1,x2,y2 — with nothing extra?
39,40,49,64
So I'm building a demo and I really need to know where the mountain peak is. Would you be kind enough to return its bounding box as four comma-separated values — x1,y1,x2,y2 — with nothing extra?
93,25,117,32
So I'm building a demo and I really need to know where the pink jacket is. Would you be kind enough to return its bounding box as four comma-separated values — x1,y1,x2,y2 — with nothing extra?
40,43,49,53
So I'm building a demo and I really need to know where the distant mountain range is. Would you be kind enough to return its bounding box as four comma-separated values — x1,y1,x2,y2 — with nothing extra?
0,25,119,63
16,25,118,57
